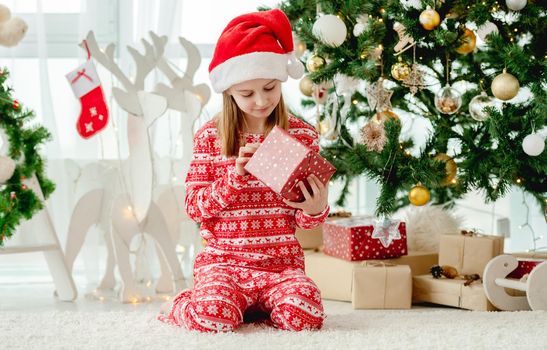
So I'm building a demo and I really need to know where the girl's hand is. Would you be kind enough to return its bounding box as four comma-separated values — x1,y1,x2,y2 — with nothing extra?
235,143,260,176
283,174,328,216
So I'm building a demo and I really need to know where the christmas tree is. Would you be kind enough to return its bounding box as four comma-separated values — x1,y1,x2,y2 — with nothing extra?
267,0,546,216
0,69,55,245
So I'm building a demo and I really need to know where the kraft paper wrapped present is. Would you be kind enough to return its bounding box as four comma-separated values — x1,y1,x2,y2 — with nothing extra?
323,216,407,261
438,233,504,275
305,251,437,302
244,126,336,202
295,225,323,249
352,262,412,309
413,275,497,311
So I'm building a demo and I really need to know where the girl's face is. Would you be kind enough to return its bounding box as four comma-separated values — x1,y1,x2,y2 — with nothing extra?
229,78,281,122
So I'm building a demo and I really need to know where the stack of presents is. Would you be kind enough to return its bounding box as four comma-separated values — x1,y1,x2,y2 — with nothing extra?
243,125,544,311
297,215,510,311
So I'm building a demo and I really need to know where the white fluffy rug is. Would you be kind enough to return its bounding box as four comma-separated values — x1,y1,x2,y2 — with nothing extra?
3,308,547,350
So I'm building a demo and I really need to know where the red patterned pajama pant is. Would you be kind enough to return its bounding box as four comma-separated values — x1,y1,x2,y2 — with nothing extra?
158,265,325,332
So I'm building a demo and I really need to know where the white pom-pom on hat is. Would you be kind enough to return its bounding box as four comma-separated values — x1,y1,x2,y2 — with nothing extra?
287,52,304,79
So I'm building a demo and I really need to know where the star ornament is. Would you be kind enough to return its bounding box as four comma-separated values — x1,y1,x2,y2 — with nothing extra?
366,78,393,112
402,63,425,95
372,218,401,248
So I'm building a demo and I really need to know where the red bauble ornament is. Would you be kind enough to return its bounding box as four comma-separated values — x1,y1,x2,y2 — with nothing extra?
13,100,20,109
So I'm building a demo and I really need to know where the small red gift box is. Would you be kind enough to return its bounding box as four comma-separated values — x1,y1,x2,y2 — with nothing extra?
244,126,336,202
323,216,408,261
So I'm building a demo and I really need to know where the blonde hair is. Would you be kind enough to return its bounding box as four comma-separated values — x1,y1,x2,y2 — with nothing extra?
217,93,289,157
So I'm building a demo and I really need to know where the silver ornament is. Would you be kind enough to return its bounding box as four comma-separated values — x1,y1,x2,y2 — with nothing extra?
469,92,496,121
435,85,462,115
506,0,527,11
522,133,545,156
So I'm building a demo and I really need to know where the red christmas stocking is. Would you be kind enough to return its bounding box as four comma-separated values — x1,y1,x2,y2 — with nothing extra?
66,60,109,138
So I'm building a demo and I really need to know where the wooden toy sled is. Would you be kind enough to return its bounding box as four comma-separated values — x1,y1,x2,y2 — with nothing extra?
483,255,547,311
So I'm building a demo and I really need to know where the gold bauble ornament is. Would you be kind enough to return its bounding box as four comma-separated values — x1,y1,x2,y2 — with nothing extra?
318,118,331,135
372,110,400,124
306,54,326,73
491,69,520,100
317,118,338,140
299,75,314,97
294,39,307,59
419,7,441,31
434,153,457,186
455,28,476,55
409,183,430,206
391,60,411,81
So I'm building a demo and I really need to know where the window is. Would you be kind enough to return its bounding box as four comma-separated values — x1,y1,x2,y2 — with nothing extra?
0,0,117,58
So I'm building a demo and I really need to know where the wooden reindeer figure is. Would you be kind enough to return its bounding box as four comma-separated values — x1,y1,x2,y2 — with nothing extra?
149,32,210,292
64,31,185,303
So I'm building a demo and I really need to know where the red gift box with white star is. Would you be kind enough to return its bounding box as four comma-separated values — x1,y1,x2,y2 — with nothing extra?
322,216,408,261
244,125,336,202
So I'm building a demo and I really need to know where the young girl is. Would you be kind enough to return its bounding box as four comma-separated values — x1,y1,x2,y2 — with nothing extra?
158,8,329,332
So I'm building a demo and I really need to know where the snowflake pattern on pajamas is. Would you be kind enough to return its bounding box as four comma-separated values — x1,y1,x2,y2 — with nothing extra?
158,116,328,332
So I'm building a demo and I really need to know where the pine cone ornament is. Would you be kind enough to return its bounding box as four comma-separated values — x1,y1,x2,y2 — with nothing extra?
430,265,459,279
430,265,443,279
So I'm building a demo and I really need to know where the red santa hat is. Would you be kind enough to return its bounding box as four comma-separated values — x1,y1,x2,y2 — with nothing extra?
208,9,304,93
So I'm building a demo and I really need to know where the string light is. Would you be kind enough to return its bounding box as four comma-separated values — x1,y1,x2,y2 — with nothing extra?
352,100,358,105
519,191,544,252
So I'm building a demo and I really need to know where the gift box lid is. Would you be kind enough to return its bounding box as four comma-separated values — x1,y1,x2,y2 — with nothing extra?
325,216,404,228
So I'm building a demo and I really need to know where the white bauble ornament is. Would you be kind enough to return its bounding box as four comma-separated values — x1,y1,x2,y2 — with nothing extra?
522,133,545,156
312,14,347,47
469,92,496,121
477,21,499,41
0,155,16,183
405,205,461,252
353,23,366,37
435,85,462,114
353,14,369,37
506,0,527,11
